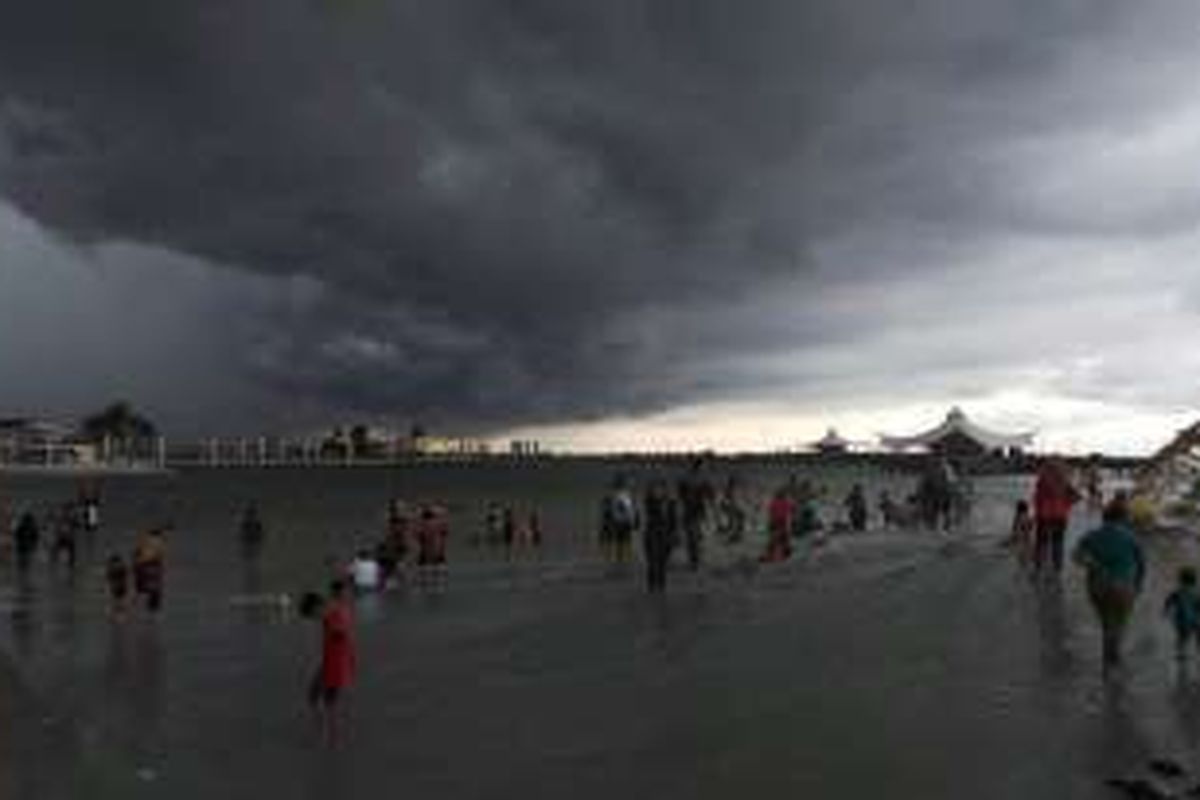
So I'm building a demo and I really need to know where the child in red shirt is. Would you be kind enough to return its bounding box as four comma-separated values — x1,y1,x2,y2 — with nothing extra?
308,579,356,745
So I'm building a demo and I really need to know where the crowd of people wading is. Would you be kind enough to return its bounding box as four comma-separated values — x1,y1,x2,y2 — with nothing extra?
597,454,976,593
598,454,1178,681
0,450,1180,751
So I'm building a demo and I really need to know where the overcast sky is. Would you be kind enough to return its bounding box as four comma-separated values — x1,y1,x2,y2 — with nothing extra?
0,1,1197,454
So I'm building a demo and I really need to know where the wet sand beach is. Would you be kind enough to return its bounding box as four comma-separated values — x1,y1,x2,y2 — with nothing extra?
1,464,1197,799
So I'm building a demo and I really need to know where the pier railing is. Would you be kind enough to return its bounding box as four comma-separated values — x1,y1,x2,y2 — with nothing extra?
0,435,518,470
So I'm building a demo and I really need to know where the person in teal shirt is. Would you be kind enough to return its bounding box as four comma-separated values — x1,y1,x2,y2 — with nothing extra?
1164,567,1200,660
1072,494,1146,671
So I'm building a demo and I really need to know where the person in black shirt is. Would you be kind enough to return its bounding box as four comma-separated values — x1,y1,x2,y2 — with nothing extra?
676,460,714,570
845,484,869,533
14,511,39,574
643,480,677,593
239,502,266,559
50,502,79,569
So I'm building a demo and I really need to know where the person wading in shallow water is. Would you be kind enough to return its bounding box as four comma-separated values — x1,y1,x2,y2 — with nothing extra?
132,528,167,613
642,480,677,593
601,475,638,565
14,511,39,575
676,460,714,570
1034,458,1080,578
845,484,869,533
1073,495,1145,673
307,579,356,745
239,502,266,560
716,475,747,544
762,487,794,563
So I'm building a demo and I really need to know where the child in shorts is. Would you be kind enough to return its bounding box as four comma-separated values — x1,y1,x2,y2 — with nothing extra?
1164,567,1200,660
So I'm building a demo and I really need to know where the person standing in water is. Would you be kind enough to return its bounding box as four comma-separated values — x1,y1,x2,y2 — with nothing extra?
387,499,411,564
1164,567,1200,662
106,553,130,619
762,487,794,563
50,501,79,570
1072,496,1145,672
717,476,747,544
77,480,101,533
350,549,381,593
308,579,356,745
643,480,677,593
132,528,167,613
415,504,449,584
676,459,714,570
879,491,902,531
1034,459,1080,577
1007,500,1036,575
502,505,516,559
1084,458,1105,515
0,493,12,563
484,501,504,547
528,509,542,548
239,502,266,559
601,476,639,564
845,484,869,533
14,511,40,575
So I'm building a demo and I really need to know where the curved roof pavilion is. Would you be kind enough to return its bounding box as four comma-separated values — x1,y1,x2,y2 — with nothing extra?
880,408,1034,453
813,427,852,453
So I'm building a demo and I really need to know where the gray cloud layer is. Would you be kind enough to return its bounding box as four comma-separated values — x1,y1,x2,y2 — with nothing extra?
1,1,1197,435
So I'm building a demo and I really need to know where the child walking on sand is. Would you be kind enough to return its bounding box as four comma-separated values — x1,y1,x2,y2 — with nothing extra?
1164,567,1200,661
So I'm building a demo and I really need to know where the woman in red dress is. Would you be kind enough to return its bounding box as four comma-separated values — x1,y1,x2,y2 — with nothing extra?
308,579,356,744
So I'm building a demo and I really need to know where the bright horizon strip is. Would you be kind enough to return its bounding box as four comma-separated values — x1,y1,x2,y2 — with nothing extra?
493,390,1197,457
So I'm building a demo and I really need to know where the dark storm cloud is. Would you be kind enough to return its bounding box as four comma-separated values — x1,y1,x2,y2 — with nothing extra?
0,0,1195,431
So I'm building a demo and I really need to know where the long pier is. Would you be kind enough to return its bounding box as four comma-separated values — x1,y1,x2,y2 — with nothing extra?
0,434,1149,475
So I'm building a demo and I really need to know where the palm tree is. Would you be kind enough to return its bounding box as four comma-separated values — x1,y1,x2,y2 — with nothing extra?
80,401,158,442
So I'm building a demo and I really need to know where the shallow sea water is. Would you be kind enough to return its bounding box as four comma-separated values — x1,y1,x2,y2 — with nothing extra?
1,462,1198,799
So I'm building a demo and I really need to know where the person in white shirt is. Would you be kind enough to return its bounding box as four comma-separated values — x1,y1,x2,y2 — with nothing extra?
350,550,381,592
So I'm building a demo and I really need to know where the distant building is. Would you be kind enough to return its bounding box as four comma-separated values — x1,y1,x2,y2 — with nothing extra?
812,428,852,455
0,417,95,465
393,431,489,457
880,407,1033,459
509,440,541,457
1138,419,1200,509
